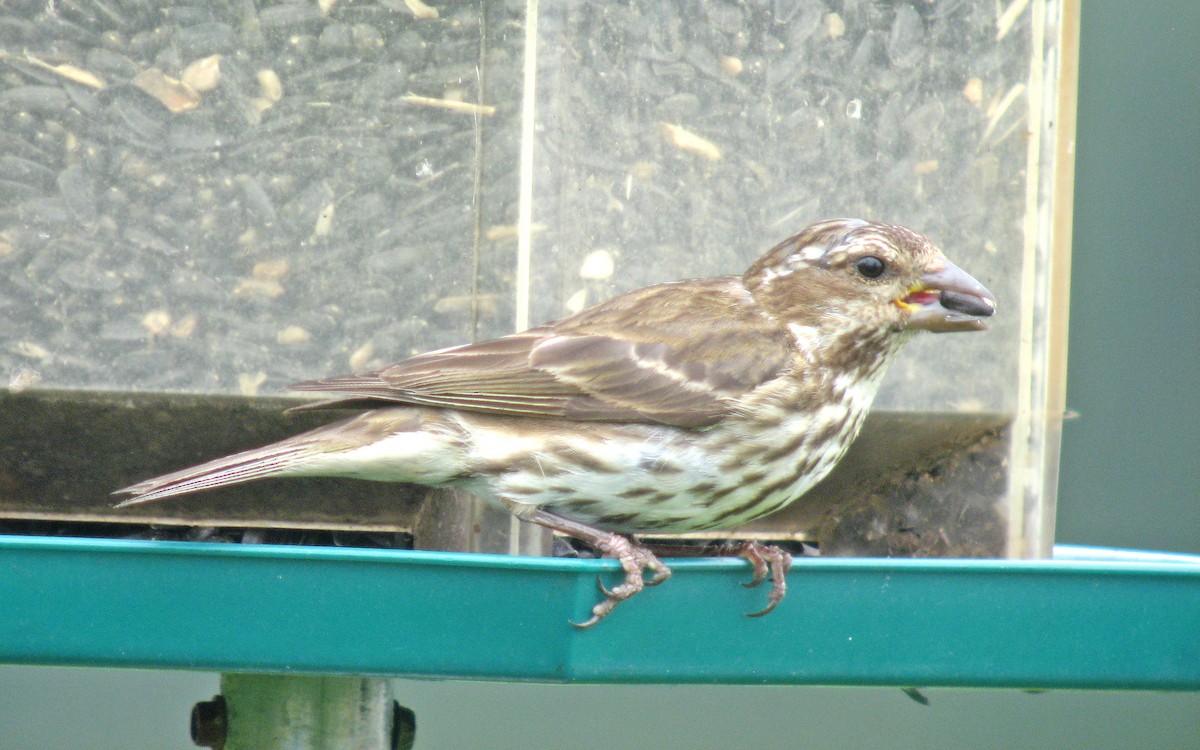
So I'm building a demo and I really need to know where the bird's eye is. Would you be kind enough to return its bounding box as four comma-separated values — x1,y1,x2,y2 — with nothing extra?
855,255,886,279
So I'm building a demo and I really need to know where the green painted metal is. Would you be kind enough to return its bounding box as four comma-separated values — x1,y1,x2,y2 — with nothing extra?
1,535,1197,689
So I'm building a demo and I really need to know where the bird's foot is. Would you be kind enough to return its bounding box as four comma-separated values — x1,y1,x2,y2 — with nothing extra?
510,505,671,628
575,534,671,629
718,541,794,618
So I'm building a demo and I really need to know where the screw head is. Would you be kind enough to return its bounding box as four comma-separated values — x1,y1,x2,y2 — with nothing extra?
191,695,227,749
391,701,417,750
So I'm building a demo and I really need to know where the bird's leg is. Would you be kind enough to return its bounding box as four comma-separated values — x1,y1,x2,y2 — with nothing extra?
508,504,671,628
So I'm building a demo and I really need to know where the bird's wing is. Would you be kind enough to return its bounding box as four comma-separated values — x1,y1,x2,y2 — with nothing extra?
291,279,795,428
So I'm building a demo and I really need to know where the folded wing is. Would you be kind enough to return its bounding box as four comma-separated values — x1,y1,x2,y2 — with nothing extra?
292,279,795,429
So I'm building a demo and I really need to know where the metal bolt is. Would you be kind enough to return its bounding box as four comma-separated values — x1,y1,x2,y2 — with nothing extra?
391,701,417,750
191,695,227,749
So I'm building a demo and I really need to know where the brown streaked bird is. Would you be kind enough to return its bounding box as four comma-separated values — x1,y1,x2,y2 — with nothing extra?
116,219,996,627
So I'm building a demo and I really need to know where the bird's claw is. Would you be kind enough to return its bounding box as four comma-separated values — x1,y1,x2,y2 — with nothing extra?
594,574,615,600
746,599,781,618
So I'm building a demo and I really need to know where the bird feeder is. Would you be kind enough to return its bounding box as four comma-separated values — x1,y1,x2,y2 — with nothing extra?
1,1,1074,564
15,6,1200,750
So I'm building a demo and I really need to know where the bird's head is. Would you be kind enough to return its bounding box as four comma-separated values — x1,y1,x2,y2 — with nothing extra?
745,219,996,335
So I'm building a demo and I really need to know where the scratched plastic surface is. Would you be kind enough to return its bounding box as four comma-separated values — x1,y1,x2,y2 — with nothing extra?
0,2,1068,406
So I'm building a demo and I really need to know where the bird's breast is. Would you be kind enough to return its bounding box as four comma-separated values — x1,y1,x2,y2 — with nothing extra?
462,370,879,534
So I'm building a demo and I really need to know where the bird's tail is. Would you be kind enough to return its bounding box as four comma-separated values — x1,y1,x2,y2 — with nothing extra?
114,436,320,506
113,414,384,506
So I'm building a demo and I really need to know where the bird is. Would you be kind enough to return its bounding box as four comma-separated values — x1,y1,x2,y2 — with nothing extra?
115,219,996,627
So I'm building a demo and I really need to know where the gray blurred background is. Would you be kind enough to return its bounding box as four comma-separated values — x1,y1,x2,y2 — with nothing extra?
1,2,1197,748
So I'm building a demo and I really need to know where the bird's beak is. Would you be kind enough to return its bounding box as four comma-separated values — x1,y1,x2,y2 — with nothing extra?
897,259,996,332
